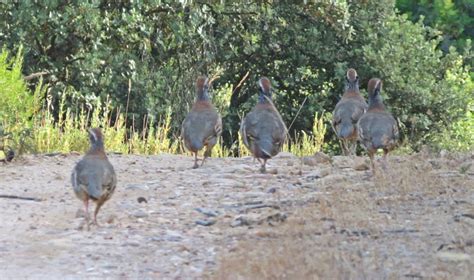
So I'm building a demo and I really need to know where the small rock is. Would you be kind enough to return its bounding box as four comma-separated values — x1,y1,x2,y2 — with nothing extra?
353,161,370,171
164,230,183,242
302,152,332,166
267,187,277,193
131,210,148,218
437,252,471,262
231,211,287,227
126,183,149,191
267,168,278,174
195,207,219,217
137,197,148,203
195,219,216,226
265,212,287,226
302,156,318,167
254,230,274,238
313,152,332,164
231,216,251,227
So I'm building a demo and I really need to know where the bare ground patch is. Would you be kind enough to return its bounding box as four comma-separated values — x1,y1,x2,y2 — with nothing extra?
0,151,472,278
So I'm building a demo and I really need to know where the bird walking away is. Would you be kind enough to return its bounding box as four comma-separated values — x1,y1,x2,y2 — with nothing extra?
357,78,399,174
332,68,368,156
240,77,287,173
181,75,222,168
71,128,117,230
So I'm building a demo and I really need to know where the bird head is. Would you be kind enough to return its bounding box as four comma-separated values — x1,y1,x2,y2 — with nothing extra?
367,78,385,109
88,128,105,152
367,78,382,98
258,77,272,103
345,68,359,91
196,75,210,100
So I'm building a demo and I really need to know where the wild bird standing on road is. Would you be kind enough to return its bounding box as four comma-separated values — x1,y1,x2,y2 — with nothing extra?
181,76,222,168
71,128,117,230
332,68,368,155
358,78,399,174
240,77,287,173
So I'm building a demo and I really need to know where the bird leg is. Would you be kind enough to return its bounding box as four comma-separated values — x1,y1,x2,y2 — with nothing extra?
193,152,199,169
93,200,105,227
341,140,352,156
83,199,90,230
368,150,376,175
201,146,211,167
349,141,357,156
259,159,267,173
382,149,389,171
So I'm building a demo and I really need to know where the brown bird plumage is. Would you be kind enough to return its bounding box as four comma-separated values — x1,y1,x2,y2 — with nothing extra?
358,78,399,173
181,76,222,168
71,128,117,230
240,77,287,173
332,68,368,155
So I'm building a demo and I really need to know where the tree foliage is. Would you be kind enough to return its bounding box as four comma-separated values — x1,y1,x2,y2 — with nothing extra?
396,0,474,55
0,0,471,153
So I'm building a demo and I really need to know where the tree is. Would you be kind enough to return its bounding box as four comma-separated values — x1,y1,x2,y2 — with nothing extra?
0,0,471,153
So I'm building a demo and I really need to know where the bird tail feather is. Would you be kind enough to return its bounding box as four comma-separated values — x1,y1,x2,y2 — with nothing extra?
189,138,204,152
337,122,354,139
257,139,273,159
87,174,102,200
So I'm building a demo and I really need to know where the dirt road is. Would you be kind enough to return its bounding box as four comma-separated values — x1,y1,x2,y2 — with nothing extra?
0,151,473,279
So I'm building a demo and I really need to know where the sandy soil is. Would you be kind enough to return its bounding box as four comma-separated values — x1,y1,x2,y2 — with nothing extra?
0,151,473,279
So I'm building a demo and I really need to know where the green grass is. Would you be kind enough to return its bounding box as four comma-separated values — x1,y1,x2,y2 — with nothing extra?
28,89,328,158
32,92,179,155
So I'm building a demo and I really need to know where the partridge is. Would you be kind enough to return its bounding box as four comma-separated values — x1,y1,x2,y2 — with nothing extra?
181,76,222,168
240,77,287,173
71,128,117,229
332,68,368,155
358,78,399,173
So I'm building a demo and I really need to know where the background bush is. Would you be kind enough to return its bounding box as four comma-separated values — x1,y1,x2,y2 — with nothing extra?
0,46,41,155
0,0,472,154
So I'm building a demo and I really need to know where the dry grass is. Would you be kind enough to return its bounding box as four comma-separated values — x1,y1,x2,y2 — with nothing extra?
212,152,474,279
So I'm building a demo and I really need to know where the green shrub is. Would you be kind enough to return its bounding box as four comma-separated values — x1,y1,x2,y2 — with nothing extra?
351,2,473,150
430,102,474,151
0,46,41,154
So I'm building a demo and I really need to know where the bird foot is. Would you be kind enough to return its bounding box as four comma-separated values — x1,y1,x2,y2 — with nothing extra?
192,163,199,169
259,166,266,173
